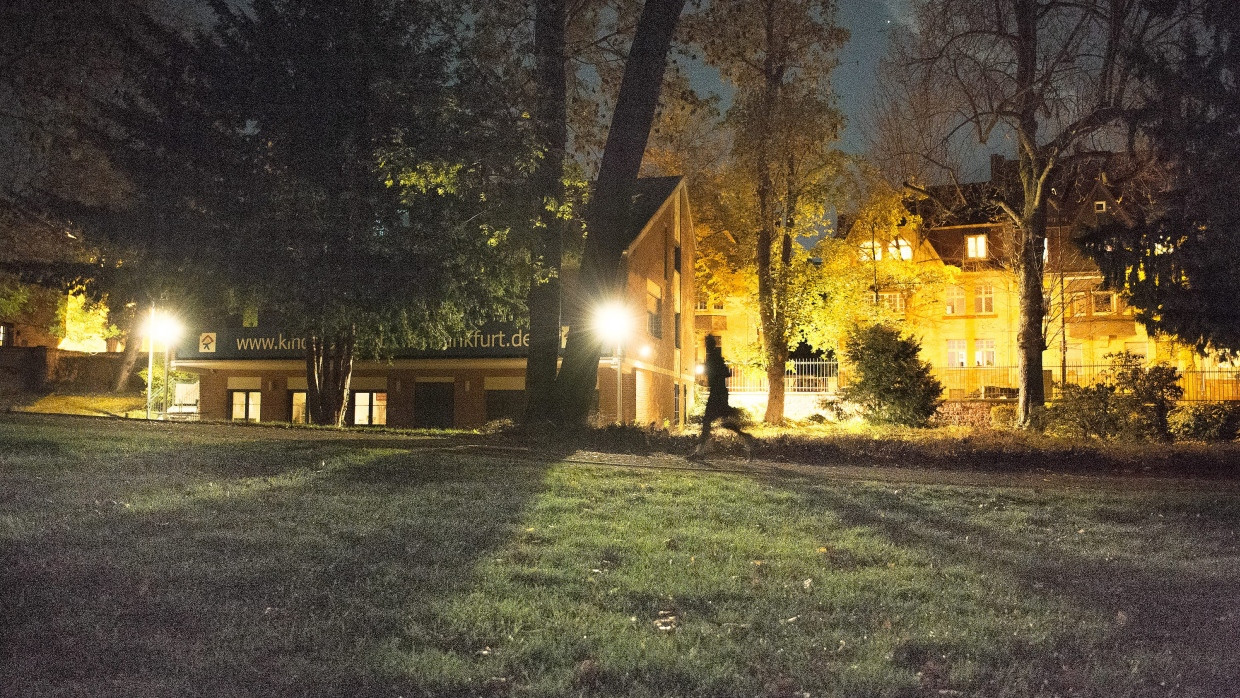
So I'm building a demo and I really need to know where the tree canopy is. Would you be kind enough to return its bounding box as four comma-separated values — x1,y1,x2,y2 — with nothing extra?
1085,0,1240,352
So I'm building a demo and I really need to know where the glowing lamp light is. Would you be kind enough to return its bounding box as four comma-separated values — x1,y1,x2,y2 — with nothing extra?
593,300,633,344
593,300,633,424
144,308,183,420
639,344,652,359
145,311,183,347
695,364,705,375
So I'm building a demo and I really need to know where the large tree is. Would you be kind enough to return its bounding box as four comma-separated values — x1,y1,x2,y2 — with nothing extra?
553,0,688,424
885,0,1188,426
89,0,533,425
1086,0,1240,352
685,0,847,423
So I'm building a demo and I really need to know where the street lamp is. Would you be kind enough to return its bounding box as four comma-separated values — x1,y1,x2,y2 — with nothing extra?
144,307,182,420
593,300,633,424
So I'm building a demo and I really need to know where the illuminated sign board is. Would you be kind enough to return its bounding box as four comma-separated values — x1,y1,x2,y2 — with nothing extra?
178,323,550,360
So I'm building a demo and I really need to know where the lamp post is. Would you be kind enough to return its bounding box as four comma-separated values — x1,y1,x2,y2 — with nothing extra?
593,300,633,424
144,307,182,420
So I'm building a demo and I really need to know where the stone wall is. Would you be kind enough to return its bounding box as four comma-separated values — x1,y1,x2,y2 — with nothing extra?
0,348,135,393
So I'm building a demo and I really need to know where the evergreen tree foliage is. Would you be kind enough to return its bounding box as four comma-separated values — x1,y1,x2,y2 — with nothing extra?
840,323,943,427
1085,0,1240,351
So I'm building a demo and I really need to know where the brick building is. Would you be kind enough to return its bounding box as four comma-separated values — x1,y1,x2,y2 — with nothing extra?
176,176,697,427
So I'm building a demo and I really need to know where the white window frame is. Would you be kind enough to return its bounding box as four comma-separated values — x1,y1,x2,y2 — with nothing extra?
1092,290,1115,315
974,282,995,314
878,291,906,315
974,339,996,367
947,340,967,368
965,234,988,259
945,286,965,315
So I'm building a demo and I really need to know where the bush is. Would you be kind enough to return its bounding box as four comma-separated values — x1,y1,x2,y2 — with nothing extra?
1168,402,1240,441
990,404,1017,430
839,323,943,427
1044,352,1183,440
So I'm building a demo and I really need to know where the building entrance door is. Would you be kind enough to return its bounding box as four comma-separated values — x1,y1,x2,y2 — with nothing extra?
413,381,455,428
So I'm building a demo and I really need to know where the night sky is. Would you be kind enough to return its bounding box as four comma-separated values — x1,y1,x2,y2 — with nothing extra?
167,0,907,157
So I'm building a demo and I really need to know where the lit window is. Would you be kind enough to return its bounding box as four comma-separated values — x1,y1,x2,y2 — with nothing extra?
353,391,388,426
1094,200,1107,213
1092,291,1115,315
947,340,967,367
945,286,965,315
965,234,988,259
0,322,11,347
878,291,906,315
887,237,913,261
974,283,995,314
860,241,882,261
974,339,996,367
230,390,261,422
291,391,307,424
1069,292,1087,317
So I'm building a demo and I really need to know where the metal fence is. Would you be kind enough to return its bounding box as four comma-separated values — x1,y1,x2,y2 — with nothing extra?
728,360,1240,402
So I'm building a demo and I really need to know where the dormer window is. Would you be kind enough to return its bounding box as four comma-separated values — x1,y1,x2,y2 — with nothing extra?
1094,200,1107,213
887,237,913,261
860,241,881,261
965,234,988,259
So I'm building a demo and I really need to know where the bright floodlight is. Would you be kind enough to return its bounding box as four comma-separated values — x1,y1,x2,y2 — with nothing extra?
593,300,633,344
146,311,182,346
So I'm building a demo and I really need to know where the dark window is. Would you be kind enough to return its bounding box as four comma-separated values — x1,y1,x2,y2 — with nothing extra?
673,383,681,425
674,312,682,349
673,246,681,272
413,381,454,428
647,292,663,339
485,390,526,422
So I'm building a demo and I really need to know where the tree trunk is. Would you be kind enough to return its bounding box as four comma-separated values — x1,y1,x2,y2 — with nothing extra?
306,328,355,427
1014,0,1047,426
112,308,142,392
524,0,568,425
1015,204,1048,424
554,0,686,424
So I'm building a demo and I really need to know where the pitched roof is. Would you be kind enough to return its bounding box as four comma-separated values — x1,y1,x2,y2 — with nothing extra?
622,176,683,249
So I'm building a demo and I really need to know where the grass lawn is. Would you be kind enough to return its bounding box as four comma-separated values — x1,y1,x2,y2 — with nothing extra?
2,415,1238,697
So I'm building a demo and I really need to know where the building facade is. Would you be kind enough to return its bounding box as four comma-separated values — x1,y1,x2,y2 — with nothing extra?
176,177,698,428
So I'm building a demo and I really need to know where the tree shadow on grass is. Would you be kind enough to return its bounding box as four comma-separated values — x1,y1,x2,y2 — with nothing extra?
0,446,550,696
784,481,1240,695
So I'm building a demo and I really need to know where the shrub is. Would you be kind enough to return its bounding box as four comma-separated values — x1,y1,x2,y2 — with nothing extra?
1044,382,1127,439
1044,352,1183,440
990,404,1017,430
839,323,943,427
1168,402,1240,441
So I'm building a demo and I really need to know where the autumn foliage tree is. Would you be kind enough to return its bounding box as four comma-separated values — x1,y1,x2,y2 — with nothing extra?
685,0,848,423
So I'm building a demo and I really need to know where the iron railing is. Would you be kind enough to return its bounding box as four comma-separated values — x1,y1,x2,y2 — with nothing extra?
727,360,1240,402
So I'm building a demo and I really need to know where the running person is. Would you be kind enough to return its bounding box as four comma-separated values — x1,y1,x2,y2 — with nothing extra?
692,335,755,459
